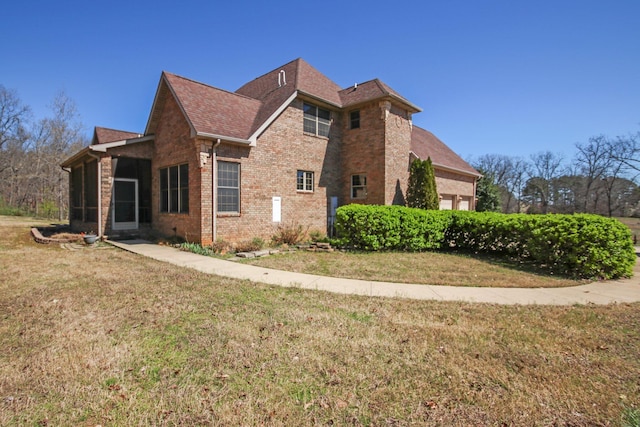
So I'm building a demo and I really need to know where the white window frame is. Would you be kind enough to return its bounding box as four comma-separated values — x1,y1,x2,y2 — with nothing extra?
217,161,240,214
351,174,367,199
303,103,331,137
296,170,314,192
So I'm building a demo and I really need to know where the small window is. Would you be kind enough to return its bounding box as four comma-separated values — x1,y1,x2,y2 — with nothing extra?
351,174,367,199
350,110,360,129
303,103,331,137
160,163,189,213
296,170,314,192
218,161,240,213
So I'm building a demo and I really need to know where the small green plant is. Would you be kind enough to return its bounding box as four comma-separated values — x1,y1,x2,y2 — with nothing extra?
180,242,214,256
622,406,640,427
308,229,327,242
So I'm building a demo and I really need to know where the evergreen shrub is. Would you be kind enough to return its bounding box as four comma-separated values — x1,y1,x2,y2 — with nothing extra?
335,205,636,279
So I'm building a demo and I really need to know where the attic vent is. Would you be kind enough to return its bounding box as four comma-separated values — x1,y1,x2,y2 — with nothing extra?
278,70,286,87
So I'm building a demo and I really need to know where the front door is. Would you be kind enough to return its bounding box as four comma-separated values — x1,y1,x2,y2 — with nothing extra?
112,178,138,230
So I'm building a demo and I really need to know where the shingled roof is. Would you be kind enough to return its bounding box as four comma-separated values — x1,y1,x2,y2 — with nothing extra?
93,127,141,144
146,72,261,141
411,126,480,177
145,58,423,143
339,79,421,112
235,58,344,135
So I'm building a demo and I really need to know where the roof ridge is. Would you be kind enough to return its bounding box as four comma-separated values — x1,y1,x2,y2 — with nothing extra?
235,58,302,91
372,78,390,96
94,125,138,134
163,71,260,103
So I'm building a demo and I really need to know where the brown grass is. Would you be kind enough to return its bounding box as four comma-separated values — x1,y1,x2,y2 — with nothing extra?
1,216,639,426
240,250,583,288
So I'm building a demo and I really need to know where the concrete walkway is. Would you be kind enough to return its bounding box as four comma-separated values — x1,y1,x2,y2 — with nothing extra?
107,240,640,306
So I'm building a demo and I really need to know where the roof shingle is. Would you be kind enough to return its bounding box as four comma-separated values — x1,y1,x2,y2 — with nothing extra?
411,126,480,176
163,73,261,140
93,127,141,144
339,79,421,112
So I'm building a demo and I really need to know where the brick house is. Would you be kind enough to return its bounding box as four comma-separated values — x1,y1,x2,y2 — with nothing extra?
61,58,480,245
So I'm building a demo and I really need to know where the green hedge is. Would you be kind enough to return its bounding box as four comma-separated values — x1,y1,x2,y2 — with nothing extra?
335,205,450,251
335,205,636,279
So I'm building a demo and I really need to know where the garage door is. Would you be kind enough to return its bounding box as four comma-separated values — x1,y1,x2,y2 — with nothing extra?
458,198,470,211
440,196,453,210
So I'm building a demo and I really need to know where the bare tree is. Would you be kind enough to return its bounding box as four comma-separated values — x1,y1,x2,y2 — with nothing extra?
31,91,85,219
524,151,565,213
471,154,530,213
0,86,32,210
0,90,86,218
0,85,31,152
574,135,611,213
608,131,640,182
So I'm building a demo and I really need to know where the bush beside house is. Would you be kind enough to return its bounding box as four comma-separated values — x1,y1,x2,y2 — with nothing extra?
335,205,636,279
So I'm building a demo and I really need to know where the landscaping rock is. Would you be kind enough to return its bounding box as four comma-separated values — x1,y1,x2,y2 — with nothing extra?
236,252,255,258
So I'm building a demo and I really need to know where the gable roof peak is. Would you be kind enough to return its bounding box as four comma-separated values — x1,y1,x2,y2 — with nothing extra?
339,78,421,112
93,126,142,145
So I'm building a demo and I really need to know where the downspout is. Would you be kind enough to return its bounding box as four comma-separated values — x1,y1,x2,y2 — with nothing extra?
212,139,221,243
87,151,103,239
473,177,478,211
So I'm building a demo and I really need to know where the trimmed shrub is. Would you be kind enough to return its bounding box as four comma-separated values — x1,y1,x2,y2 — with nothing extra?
335,204,636,279
335,204,449,251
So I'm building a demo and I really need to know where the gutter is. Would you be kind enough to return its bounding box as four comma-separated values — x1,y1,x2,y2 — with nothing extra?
196,132,253,147
212,139,221,243
432,162,483,178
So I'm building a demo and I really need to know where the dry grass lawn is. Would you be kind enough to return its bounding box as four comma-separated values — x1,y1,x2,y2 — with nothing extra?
1,216,639,426
240,250,583,288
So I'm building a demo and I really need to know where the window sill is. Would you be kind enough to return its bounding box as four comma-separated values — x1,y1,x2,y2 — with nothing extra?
303,132,330,140
217,212,240,218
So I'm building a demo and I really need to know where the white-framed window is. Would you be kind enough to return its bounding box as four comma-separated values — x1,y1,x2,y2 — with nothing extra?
296,170,314,192
351,174,367,199
218,161,240,213
303,103,330,137
350,110,360,129
160,163,189,213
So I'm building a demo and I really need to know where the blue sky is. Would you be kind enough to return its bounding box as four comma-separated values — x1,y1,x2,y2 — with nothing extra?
2,0,639,160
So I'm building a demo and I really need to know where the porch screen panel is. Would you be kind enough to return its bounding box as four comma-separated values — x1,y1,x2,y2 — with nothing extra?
71,166,83,220
84,160,98,222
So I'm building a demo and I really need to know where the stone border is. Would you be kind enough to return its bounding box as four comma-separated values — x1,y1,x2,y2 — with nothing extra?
235,242,334,259
31,227,82,244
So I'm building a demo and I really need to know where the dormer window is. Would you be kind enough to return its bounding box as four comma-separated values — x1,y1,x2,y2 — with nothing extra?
303,103,330,137
350,110,360,129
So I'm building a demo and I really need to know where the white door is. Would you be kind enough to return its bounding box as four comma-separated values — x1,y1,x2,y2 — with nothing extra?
458,198,470,211
112,178,138,230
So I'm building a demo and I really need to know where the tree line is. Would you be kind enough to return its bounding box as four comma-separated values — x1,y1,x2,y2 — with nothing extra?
0,84,86,220
471,131,640,217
